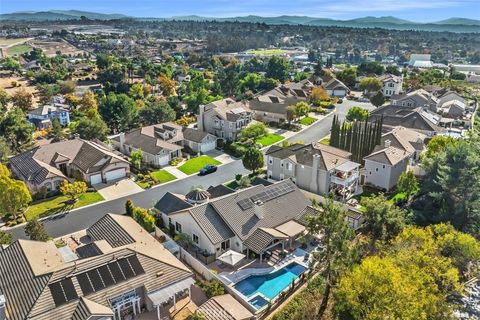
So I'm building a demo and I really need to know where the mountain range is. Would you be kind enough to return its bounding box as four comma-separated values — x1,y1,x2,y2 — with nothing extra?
1,10,480,32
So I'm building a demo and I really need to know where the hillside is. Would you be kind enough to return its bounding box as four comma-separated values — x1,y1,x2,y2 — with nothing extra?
0,10,129,21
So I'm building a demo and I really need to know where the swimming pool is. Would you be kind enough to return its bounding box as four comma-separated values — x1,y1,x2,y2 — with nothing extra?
234,262,306,306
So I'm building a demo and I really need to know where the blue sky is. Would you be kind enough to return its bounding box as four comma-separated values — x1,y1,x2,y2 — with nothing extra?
1,0,479,22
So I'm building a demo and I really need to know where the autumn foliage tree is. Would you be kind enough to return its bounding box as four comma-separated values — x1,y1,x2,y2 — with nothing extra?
60,180,88,201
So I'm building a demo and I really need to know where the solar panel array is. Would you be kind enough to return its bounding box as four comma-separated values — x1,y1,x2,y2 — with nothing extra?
237,182,296,211
76,255,145,296
49,278,78,307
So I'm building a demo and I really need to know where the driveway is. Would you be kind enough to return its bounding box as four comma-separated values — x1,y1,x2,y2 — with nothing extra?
95,178,143,200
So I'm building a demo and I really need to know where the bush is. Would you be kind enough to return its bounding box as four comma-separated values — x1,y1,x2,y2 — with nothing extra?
235,174,243,181
132,207,156,232
169,157,182,166
202,280,225,298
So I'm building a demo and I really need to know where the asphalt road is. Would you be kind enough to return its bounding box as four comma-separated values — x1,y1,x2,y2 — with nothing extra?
8,99,375,240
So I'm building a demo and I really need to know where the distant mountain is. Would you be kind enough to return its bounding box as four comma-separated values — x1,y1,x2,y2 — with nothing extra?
347,16,413,24
433,18,480,26
0,10,130,21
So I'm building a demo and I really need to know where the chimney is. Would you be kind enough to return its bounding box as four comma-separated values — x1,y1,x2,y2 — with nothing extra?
0,295,6,320
254,200,264,219
310,153,321,193
119,132,125,152
384,139,391,148
198,105,206,131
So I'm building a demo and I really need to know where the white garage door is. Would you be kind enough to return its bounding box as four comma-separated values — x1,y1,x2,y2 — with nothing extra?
90,174,102,185
333,89,346,97
200,140,216,153
105,168,126,182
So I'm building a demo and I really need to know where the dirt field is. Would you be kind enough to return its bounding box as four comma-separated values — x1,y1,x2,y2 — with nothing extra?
30,39,85,57
0,76,39,108
0,38,32,46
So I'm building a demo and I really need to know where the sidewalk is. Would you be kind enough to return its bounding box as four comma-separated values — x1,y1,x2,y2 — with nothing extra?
163,165,189,179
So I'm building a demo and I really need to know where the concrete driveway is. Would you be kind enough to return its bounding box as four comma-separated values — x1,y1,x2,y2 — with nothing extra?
95,178,143,200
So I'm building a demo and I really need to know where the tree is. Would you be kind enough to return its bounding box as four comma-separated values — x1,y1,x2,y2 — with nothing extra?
450,71,466,81
59,181,88,201
0,88,10,112
157,74,177,97
358,61,385,75
242,147,264,174
420,135,457,167
386,65,401,76
369,91,385,107
132,207,156,232
128,83,144,99
189,312,206,320
58,80,77,95
0,137,12,162
295,101,310,118
266,56,289,82
51,117,62,136
24,218,50,242
346,106,369,121
397,170,419,198
0,166,31,221
2,57,21,74
239,122,268,142
0,108,34,152
72,115,109,141
305,199,355,318
11,88,33,111
125,199,135,217
336,68,357,88
131,149,144,169
79,90,98,117
202,280,225,298
99,92,139,133
359,77,383,94
286,105,297,124
36,83,57,105
0,230,12,245
139,99,176,125
361,194,406,247
310,86,329,106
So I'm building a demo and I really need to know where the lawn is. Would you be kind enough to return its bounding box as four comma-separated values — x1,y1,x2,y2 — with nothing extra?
7,44,32,56
178,156,221,175
151,170,177,183
319,138,330,145
300,116,317,126
136,169,177,188
25,192,104,220
249,49,285,56
256,133,284,146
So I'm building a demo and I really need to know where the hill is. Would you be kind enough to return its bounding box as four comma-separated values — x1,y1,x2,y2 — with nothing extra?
433,18,480,26
0,10,129,21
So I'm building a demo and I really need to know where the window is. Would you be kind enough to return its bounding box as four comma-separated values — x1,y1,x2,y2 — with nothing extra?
221,239,230,251
286,162,292,170
175,222,182,233
382,165,385,169
229,122,233,129
193,234,199,244
169,218,172,225
269,157,273,164
375,168,379,172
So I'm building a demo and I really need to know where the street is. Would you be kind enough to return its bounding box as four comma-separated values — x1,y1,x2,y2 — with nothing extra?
8,99,375,240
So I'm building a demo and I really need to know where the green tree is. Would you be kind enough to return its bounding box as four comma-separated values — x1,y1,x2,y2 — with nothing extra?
189,312,206,320
420,135,457,168
25,218,50,242
369,91,385,107
346,106,369,121
59,180,88,201
358,61,385,75
266,56,289,82
51,117,62,136
397,170,419,197
72,115,109,141
239,122,268,142
305,199,355,318
242,147,264,174
359,77,383,94
11,88,33,111
128,83,144,99
131,149,144,169
139,99,176,125
125,199,135,217
99,92,139,133
0,230,12,245
2,57,21,74
202,280,225,298
450,71,466,81
0,108,34,152
385,65,401,76
0,166,31,220
0,88,10,112
295,101,310,118
336,68,357,88
286,105,297,124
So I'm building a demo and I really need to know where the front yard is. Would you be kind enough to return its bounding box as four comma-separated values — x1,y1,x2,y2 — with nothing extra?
257,133,284,146
299,116,317,126
178,156,221,175
25,192,104,220
136,169,177,188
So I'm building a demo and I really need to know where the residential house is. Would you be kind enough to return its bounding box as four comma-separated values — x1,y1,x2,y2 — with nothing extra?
111,122,217,167
154,180,313,261
378,74,403,97
196,294,253,320
318,76,349,97
9,137,130,192
0,213,193,320
364,126,426,191
265,143,360,200
198,98,253,141
391,89,438,109
27,104,71,129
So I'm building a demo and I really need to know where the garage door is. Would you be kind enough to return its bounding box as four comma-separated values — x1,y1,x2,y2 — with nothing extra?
90,174,102,185
200,140,216,153
105,168,126,182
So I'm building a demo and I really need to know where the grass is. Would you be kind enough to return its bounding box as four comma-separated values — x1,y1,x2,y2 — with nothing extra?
150,170,177,183
319,138,330,145
7,44,32,56
225,180,239,189
178,156,221,175
249,49,285,55
299,116,317,126
25,192,104,220
256,133,284,146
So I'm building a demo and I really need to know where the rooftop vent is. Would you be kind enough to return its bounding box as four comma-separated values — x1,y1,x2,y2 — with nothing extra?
254,200,264,219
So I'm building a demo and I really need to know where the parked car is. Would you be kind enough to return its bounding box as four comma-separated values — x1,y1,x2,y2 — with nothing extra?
199,164,218,175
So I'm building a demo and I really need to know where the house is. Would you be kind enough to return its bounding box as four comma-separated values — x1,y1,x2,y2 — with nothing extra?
111,122,217,167
408,54,433,69
265,143,360,200
27,104,71,129
176,74,191,83
0,214,193,320
318,76,349,98
198,98,253,141
196,294,253,320
391,89,437,109
154,180,313,261
9,137,130,192
378,74,403,97
363,126,426,191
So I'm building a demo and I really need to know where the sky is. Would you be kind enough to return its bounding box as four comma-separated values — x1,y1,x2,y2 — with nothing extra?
1,0,479,22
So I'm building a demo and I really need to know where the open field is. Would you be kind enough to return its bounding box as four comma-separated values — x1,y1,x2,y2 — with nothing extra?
0,76,39,107
7,44,33,56
249,49,286,55
0,37,31,46
31,39,85,57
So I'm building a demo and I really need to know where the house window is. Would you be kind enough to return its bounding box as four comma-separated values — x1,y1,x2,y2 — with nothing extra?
269,157,273,164
382,165,385,169
375,168,379,172
193,234,199,244
286,162,292,170
175,222,182,233
221,239,230,251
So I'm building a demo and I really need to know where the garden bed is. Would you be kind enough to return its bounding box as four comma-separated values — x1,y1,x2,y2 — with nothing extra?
136,169,177,188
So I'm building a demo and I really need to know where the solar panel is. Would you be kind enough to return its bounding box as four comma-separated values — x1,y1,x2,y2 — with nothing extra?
77,272,94,295
61,278,78,301
127,256,145,276
98,265,115,287
118,258,135,279
237,198,253,210
87,269,105,291
108,261,126,283
49,278,78,306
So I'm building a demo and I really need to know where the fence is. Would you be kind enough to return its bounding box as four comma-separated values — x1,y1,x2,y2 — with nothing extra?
179,247,215,281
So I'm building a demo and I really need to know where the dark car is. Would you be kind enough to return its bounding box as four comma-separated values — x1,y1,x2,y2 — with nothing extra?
199,164,218,175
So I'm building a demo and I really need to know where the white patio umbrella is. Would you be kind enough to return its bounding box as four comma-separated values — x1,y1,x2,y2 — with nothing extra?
217,250,246,267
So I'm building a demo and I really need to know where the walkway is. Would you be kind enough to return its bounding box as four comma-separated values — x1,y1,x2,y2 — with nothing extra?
95,179,143,200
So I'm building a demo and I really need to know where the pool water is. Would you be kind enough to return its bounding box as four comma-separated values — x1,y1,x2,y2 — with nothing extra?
249,295,269,309
234,263,306,303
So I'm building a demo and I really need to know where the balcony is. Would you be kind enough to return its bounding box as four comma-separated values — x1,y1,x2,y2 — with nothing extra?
331,172,359,186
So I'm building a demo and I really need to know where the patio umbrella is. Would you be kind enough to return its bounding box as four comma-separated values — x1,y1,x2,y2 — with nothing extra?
217,250,246,267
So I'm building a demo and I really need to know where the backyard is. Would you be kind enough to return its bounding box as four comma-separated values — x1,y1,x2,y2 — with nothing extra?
178,156,221,175
257,133,284,146
25,192,104,220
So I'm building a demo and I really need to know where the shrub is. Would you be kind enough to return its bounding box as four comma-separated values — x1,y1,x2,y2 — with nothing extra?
235,174,243,181
132,207,156,232
169,157,182,166
202,280,225,298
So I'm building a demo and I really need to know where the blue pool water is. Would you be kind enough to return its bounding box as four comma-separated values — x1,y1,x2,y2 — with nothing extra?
249,295,269,309
234,263,306,303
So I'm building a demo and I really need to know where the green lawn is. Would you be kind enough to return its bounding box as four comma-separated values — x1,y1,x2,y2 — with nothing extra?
256,133,284,146
7,44,32,56
151,170,177,183
225,180,239,189
319,138,330,145
178,156,221,175
249,49,285,55
25,192,104,220
300,116,317,126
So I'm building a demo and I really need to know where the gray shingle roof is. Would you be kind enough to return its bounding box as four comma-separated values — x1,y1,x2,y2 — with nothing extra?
87,214,135,248
182,128,212,143
189,204,235,244
155,192,193,215
206,185,236,198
